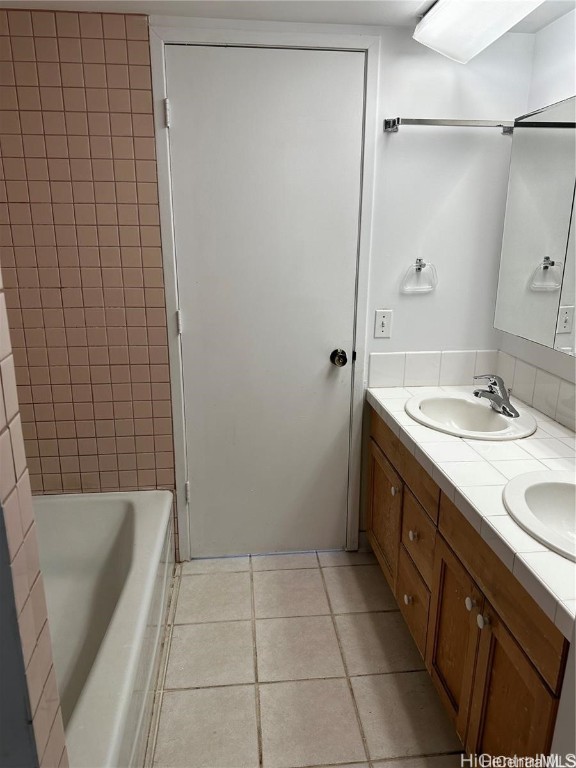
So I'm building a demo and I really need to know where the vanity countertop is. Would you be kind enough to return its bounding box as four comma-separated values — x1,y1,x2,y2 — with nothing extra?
367,384,576,640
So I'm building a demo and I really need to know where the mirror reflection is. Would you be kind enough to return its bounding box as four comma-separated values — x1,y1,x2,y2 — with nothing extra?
494,96,576,356
556,206,575,354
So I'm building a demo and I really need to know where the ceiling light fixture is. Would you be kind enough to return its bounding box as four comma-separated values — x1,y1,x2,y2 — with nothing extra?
413,0,547,64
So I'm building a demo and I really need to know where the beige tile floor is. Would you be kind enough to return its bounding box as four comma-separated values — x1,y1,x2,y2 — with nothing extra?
150,550,462,768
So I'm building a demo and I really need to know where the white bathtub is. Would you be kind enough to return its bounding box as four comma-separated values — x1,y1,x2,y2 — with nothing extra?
34,491,174,768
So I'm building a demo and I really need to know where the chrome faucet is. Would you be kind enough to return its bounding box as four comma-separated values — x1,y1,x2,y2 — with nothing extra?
472,374,520,418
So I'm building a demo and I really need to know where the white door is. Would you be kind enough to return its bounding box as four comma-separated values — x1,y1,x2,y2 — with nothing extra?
165,45,365,556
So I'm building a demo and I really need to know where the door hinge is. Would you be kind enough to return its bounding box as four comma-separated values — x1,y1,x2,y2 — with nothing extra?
352,350,357,362
163,98,171,128
184,480,190,503
176,309,183,336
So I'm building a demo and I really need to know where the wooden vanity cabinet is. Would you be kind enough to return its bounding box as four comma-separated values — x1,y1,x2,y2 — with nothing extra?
428,533,560,754
367,438,403,591
398,490,436,659
438,493,567,695
367,408,439,597
367,410,440,654
369,409,440,523
401,489,436,586
397,544,430,658
431,494,565,756
467,603,559,756
426,534,484,743
366,405,568,757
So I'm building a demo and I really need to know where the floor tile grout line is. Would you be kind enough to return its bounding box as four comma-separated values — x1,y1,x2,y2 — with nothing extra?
161,667,428,693
249,554,265,768
370,749,464,764
162,679,339,694
147,564,181,766
282,762,370,768
145,688,164,768
318,559,378,570
225,749,463,768
180,557,378,577
317,551,373,767
167,564,182,627
171,607,402,627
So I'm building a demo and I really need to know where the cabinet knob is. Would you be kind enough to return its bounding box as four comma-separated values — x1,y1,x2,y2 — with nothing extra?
408,529,419,542
403,594,413,605
464,597,476,612
477,613,490,630
391,486,400,497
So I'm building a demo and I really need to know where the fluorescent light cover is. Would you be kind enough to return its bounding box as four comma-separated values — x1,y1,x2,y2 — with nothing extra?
413,0,546,64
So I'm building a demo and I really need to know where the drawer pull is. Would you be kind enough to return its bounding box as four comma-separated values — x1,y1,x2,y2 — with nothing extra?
408,529,419,542
391,486,400,497
465,596,476,612
403,594,413,605
477,613,490,630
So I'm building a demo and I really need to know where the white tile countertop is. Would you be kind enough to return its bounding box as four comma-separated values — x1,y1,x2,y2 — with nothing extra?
367,385,576,640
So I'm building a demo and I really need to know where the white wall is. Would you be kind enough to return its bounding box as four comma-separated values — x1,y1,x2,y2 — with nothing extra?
528,8,576,112
365,29,534,360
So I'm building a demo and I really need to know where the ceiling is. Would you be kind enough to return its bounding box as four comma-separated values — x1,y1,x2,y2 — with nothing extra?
0,0,574,32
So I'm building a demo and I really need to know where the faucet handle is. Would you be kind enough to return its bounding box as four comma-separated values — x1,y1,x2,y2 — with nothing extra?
473,373,498,388
473,373,506,384
473,374,509,397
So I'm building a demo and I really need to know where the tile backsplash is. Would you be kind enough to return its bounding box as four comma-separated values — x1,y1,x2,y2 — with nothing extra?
368,349,575,430
500,351,575,430
0,10,175,507
368,350,499,389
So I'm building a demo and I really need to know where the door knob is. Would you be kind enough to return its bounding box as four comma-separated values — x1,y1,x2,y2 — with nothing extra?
403,594,413,605
330,349,348,367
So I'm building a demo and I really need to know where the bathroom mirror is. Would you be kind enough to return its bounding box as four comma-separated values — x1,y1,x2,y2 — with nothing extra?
494,96,576,356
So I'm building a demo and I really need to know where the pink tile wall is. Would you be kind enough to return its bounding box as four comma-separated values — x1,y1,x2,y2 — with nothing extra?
1,250,67,764
0,10,175,527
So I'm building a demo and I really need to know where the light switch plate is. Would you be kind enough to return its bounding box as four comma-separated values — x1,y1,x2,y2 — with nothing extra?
375,309,393,338
557,306,574,335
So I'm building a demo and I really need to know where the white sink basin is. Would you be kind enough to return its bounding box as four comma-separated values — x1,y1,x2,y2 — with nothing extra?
503,471,576,562
405,393,537,440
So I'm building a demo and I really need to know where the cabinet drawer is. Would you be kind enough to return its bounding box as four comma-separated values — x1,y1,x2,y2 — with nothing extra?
397,544,430,659
439,493,568,694
402,449,440,524
370,408,410,474
402,489,436,587
370,407,440,523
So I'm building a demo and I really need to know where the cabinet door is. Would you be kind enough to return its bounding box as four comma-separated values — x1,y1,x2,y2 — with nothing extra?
426,535,482,743
367,438,403,591
467,604,558,756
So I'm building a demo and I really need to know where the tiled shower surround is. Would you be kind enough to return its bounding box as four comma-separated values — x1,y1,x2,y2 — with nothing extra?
0,9,175,508
1,267,67,763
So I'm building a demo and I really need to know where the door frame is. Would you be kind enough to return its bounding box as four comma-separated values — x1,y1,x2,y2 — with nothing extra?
150,17,381,560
